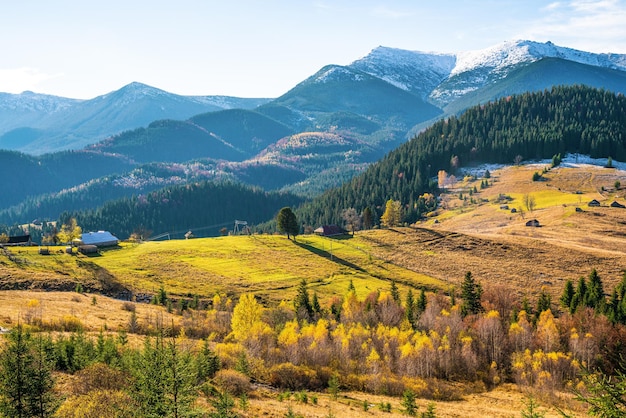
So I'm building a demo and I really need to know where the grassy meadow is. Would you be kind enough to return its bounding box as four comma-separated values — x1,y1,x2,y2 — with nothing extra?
1,233,445,306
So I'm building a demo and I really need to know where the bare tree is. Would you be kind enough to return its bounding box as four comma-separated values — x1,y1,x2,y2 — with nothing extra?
523,194,536,213
342,208,361,235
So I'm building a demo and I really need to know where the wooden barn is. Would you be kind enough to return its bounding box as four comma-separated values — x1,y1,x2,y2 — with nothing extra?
525,219,541,227
314,225,347,237
588,199,601,207
6,234,31,246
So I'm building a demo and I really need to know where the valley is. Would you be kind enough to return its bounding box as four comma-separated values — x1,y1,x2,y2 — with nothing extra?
1,40,626,416
0,164,623,417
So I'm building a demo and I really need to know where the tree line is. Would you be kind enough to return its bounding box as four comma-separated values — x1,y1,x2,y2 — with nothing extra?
58,181,303,240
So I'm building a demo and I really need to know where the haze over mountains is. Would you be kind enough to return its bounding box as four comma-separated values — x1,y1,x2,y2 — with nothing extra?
2,39,626,229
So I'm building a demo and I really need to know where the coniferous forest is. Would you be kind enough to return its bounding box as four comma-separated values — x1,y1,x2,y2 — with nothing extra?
297,85,626,226
65,181,303,239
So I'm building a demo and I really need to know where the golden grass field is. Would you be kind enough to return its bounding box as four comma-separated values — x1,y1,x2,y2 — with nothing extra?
0,162,624,417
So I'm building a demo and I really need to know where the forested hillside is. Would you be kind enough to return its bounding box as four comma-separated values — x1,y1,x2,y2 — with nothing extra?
298,85,626,226
66,181,304,239
0,150,134,208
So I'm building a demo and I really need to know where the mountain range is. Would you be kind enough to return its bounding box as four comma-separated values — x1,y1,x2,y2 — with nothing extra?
0,83,270,153
2,39,626,228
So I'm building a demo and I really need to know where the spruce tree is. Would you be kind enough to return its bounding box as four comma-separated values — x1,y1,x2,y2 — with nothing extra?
571,276,588,313
401,389,418,416
460,271,483,317
195,338,220,383
535,289,552,321
585,269,605,311
390,281,400,303
405,290,415,327
560,279,575,311
416,289,427,317
0,325,57,418
294,279,313,321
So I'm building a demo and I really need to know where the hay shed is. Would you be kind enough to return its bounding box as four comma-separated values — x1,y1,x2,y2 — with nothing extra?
588,199,601,207
78,245,99,254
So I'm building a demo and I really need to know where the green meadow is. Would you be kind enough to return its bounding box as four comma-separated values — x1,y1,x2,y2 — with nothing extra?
3,234,445,304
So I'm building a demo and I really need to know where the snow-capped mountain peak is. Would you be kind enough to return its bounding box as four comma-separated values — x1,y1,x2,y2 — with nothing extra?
452,40,626,75
349,46,455,98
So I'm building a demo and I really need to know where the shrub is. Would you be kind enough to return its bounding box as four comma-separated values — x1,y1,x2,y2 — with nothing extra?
213,369,250,396
532,172,541,181
269,363,322,391
55,390,136,418
70,363,130,395
121,301,136,312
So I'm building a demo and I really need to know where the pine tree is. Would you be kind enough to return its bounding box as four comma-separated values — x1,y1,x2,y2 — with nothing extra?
0,325,57,418
390,281,400,303
535,288,552,320
571,276,587,313
416,289,427,317
585,269,605,311
405,290,415,327
311,292,321,315
195,338,220,383
460,271,483,317
208,390,237,418
294,279,313,322
560,279,575,311
401,389,418,416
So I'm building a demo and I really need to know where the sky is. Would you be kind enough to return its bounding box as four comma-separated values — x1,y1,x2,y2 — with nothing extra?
1,0,625,99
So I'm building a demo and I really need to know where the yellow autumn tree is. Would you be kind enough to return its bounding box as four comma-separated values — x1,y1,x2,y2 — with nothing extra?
380,199,402,227
57,217,82,244
536,309,559,352
231,293,263,342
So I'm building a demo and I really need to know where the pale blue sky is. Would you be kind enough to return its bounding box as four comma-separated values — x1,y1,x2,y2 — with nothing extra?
1,0,625,99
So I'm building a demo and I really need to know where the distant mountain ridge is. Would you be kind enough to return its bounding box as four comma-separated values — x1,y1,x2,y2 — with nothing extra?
0,82,270,153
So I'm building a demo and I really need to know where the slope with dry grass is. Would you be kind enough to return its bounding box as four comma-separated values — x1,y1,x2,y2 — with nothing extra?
360,163,626,300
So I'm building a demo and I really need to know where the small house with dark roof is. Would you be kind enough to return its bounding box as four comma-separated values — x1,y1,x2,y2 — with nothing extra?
610,201,626,208
525,219,541,227
314,225,347,237
7,234,31,246
588,199,601,207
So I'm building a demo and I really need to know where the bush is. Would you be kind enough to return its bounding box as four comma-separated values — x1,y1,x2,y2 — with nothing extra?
121,301,136,312
213,369,251,396
56,390,136,418
70,363,130,395
532,172,541,181
268,363,323,391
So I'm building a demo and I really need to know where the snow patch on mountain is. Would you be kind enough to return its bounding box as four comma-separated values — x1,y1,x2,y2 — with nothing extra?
350,46,455,98
452,40,626,76
314,66,364,84
0,91,81,112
